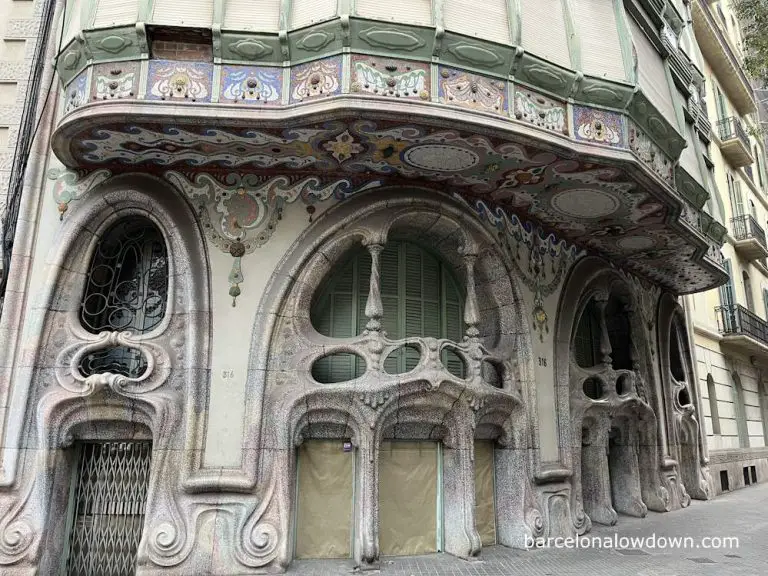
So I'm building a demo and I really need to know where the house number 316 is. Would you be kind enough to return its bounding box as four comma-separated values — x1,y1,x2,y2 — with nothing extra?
538,357,548,367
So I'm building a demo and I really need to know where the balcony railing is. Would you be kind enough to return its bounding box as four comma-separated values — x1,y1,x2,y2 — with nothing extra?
731,213,767,247
718,116,751,149
716,304,768,346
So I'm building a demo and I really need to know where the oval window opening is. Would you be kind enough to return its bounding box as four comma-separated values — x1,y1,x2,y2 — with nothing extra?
678,387,691,406
481,360,503,388
583,377,604,400
441,348,466,379
78,346,149,379
311,353,366,384
616,374,632,396
384,345,422,374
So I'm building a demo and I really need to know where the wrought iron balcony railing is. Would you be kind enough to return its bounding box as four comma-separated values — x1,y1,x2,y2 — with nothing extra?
717,116,751,149
731,213,767,248
716,303,768,346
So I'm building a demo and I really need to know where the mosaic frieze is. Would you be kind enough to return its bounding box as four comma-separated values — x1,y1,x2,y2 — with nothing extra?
437,67,507,115
219,66,282,105
350,55,429,100
90,61,139,101
63,71,88,114
512,87,568,135
573,106,626,148
146,60,213,103
628,124,674,186
290,56,342,103
48,167,112,219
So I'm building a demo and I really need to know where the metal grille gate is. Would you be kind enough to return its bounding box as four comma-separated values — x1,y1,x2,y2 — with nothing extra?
63,441,152,576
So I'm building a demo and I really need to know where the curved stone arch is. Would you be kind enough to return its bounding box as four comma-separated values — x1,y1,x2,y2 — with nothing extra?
0,173,213,572
241,187,536,567
555,257,670,535
657,293,711,502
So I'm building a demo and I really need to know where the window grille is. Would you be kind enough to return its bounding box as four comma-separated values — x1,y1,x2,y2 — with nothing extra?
63,441,152,576
80,218,168,335
78,347,148,379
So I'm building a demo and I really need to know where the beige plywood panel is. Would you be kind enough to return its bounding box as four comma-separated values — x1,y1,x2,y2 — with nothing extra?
379,441,438,556
295,441,354,559
474,441,496,546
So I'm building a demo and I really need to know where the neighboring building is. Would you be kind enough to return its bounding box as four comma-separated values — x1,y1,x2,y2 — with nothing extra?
688,0,768,495
0,1,730,574
0,0,43,281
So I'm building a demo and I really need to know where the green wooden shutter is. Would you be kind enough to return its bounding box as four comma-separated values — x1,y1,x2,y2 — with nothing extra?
311,242,465,382
763,288,768,319
719,259,734,307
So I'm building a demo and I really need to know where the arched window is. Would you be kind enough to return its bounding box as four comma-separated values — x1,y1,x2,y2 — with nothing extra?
574,299,602,368
707,374,721,435
310,241,464,383
605,295,633,371
732,372,750,448
80,218,168,335
669,321,686,382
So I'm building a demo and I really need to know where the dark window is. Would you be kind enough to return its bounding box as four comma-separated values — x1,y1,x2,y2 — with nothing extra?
574,299,602,368
669,322,686,382
744,466,751,485
605,295,633,371
707,374,721,435
80,218,168,335
720,469,730,491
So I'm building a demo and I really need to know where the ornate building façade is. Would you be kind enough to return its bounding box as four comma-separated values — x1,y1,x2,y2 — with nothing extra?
0,0,731,573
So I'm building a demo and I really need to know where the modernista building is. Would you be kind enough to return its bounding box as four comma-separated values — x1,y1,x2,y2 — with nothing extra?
0,0,739,574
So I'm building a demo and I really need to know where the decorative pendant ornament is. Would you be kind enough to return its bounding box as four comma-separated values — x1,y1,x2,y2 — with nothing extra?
229,240,246,307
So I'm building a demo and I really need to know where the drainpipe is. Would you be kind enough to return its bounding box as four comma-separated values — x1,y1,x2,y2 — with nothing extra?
0,0,65,487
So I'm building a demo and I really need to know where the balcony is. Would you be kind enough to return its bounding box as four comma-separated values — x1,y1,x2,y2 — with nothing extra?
717,117,754,168
692,0,756,116
716,304,768,357
731,214,768,260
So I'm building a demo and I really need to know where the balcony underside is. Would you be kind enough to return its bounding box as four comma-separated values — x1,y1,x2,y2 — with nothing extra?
720,138,753,169
733,238,768,260
53,94,725,294
720,335,768,360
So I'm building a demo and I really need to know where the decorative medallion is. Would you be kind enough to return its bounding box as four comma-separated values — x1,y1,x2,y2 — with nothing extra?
351,55,429,100
48,167,112,219
220,66,282,105
290,57,342,103
438,67,506,115
628,123,674,185
513,87,568,134
322,130,364,163
91,61,138,101
403,144,481,172
551,189,621,219
146,60,213,102
573,106,626,147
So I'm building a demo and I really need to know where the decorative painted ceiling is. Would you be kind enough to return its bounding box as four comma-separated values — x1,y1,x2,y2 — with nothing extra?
52,56,726,294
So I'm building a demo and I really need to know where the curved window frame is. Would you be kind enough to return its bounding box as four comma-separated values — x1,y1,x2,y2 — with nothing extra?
79,217,169,336
310,241,465,382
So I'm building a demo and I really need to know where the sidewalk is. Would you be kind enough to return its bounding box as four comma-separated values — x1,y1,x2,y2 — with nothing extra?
290,482,768,575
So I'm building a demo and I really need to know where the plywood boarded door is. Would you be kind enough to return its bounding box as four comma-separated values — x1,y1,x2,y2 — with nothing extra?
295,441,354,559
379,441,439,556
474,441,496,546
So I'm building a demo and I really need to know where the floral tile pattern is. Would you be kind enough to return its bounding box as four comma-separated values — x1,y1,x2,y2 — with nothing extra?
64,71,88,115
438,67,507,115
146,60,214,103
219,66,283,105
289,56,342,104
91,61,139,102
573,106,627,148
350,55,429,100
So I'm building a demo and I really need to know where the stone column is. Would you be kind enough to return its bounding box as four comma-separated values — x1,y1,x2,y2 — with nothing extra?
353,431,379,568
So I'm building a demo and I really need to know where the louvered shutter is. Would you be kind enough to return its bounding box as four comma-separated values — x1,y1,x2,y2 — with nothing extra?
151,0,213,27
355,0,432,26
680,122,705,186
92,0,140,28
762,288,768,319
223,0,280,31
291,0,337,29
571,0,626,80
630,17,676,121
519,0,571,68
719,259,734,307
444,0,511,45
